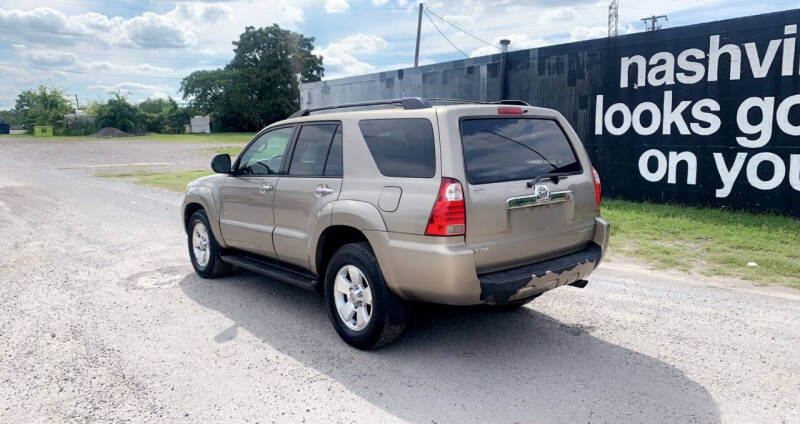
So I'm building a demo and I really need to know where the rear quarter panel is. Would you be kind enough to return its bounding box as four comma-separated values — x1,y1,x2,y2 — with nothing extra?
337,110,442,235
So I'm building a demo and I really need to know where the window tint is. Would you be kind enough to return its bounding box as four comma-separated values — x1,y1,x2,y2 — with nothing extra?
289,124,338,176
238,126,293,176
460,118,581,185
324,125,343,177
358,118,435,178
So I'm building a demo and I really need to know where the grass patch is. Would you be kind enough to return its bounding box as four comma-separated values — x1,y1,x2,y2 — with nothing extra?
138,132,255,144
213,145,245,156
603,199,800,288
100,170,213,192
1,132,255,144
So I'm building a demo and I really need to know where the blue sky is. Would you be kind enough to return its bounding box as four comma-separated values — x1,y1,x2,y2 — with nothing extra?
1,0,799,109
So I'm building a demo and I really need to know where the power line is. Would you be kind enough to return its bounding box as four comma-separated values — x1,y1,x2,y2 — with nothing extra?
0,25,85,37
26,66,185,80
424,7,499,51
423,10,469,58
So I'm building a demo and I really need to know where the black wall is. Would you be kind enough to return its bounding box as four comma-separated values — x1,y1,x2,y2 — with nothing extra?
300,9,800,215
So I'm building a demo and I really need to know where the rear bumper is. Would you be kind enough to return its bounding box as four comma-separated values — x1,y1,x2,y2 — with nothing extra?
364,216,610,306
478,242,602,304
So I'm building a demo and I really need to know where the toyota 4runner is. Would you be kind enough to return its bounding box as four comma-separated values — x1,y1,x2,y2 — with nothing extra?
182,97,609,349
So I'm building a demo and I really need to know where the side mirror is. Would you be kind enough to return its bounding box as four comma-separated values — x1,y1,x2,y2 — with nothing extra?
211,154,231,174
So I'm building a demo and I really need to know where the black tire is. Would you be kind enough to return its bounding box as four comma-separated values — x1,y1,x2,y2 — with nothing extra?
323,242,407,350
187,210,231,278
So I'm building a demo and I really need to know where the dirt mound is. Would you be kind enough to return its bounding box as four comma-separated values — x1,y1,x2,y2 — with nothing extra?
92,127,134,138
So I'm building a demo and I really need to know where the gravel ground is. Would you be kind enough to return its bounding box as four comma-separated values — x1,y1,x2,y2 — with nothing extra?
1,137,799,423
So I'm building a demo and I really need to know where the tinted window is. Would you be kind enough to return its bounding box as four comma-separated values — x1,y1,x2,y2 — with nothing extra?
358,118,435,178
290,124,338,176
324,125,343,177
238,126,293,175
460,118,581,185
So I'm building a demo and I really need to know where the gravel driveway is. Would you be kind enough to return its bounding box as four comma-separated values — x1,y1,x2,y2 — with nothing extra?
1,137,798,423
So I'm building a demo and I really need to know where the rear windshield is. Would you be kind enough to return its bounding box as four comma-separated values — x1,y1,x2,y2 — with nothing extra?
358,118,436,178
460,118,581,185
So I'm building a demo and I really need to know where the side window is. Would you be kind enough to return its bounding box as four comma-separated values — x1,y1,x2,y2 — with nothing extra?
289,124,338,176
358,118,435,178
238,127,293,176
323,125,343,177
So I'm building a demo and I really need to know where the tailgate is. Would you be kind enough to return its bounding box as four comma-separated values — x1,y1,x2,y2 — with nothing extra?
458,116,597,273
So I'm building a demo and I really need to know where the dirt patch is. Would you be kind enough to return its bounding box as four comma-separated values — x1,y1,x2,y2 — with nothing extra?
92,127,135,138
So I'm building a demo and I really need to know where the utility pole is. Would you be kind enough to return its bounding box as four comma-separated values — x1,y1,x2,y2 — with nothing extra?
641,14,667,31
414,3,423,67
608,0,619,37
74,94,79,112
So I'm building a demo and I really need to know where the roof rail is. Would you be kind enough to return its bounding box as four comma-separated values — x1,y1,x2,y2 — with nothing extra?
289,97,431,118
426,98,530,106
490,100,530,106
288,97,531,118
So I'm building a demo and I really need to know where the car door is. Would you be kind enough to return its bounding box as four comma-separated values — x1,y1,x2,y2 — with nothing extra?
218,125,294,258
273,123,343,269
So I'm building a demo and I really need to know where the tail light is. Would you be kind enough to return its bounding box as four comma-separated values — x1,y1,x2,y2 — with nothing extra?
592,167,602,212
498,106,523,114
425,177,466,236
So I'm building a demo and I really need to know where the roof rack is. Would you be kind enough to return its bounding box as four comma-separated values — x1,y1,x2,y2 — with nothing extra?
288,97,530,118
289,97,431,118
426,98,530,106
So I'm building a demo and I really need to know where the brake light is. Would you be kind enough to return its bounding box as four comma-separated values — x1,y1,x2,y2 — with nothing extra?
592,167,602,212
498,106,523,114
425,178,466,236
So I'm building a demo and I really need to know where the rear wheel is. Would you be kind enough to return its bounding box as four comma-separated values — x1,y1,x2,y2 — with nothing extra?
187,210,231,278
324,242,407,349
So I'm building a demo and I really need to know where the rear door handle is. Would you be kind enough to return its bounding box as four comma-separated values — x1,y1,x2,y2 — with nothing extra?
315,185,334,196
260,183,274,193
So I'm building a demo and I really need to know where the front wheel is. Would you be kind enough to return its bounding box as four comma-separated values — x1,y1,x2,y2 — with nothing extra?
323,242,407,350
187,210,231,278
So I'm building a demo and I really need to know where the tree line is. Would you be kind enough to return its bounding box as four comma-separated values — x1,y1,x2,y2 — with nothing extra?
0,24,324,134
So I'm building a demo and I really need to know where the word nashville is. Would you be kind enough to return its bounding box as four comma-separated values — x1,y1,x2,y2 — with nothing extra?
594,25,800,197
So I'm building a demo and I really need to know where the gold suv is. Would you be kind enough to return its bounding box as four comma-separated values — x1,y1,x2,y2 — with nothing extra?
182,98,609,349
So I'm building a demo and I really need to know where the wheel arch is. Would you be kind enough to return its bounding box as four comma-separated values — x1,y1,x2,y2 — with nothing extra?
314,225,370,283
182,187,226,247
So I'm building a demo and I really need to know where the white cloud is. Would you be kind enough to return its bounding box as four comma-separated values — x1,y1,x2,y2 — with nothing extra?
89,82,174,100
325,0,350,14
0,7,68,34
314,33,389,78
470,34,545,57
370,0,391,5
0,5,232,49
538,7,576,23
118,12,196,48
569,26,608,42
24,49,79,67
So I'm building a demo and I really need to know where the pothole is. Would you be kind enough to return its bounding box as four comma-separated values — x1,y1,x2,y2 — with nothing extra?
121,266,187,290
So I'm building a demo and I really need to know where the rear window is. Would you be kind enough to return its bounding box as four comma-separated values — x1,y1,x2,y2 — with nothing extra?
358,118,436,178
460,118,581,185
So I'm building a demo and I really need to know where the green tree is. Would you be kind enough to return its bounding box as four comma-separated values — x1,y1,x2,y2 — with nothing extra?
135,97,194,134
95,92,143,133
0,109,20,128
138,97,172,114
14,86,73,130
180,24,323,131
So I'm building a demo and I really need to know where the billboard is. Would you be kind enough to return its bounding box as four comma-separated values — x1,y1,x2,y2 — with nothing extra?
300,9,800,215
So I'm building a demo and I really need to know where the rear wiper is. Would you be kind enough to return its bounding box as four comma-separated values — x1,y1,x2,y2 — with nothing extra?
479,130,560,171
526,172,571,187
